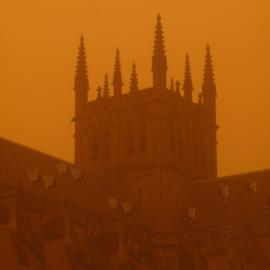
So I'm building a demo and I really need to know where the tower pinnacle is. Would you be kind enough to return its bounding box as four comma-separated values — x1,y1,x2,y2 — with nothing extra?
112,49,124,97
183,54,194,102
152,14,167,90
74,35,89,93
74,35,89,117
202,45,216,97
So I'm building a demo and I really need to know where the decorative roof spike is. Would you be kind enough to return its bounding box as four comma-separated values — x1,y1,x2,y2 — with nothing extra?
183,54,194,101
112,49,124,96
153,14,166,60
152,14,168,90
202,44,216,96
74,35,89,92
103,73,110,98
130,63,139,92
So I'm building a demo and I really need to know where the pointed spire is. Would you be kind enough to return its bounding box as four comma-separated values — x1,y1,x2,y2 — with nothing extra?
152,14,167,90
183,54,194,102
153,14,166,60
74,35,89,92
130,63,139,92
202,45,216,96
103,73,110,98
96,86,102,99
175,80,181,95
112,49,124,97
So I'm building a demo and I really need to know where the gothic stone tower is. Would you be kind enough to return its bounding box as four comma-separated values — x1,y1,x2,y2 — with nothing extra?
73,15,218,231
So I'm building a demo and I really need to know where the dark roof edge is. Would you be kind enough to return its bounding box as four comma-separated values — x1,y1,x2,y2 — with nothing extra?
0,136,72,164
194,168,270,185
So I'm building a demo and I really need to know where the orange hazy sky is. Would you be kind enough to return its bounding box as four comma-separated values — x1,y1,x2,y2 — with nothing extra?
1,0,269,176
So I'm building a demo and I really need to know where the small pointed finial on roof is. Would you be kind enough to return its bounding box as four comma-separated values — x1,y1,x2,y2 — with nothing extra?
103,73,110,97
130,62,139,92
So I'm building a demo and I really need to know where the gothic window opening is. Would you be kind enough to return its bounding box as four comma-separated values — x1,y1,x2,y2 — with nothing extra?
139,123,148,153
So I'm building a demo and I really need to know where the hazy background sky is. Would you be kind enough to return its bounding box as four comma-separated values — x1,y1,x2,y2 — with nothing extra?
1,0,269,176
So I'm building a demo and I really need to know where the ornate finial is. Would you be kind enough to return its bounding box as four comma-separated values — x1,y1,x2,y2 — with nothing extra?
103,73,110,97
130,62,139,92
153,14,166,61
80,34,84,43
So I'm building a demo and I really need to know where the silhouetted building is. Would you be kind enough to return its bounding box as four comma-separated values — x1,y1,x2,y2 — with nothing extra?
73,15,218,232
0,15,270,270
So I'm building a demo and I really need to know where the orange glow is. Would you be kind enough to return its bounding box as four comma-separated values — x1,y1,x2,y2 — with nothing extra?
1,0,270,176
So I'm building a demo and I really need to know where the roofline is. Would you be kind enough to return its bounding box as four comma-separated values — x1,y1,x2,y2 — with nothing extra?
0,136,71,164
194,168,270,184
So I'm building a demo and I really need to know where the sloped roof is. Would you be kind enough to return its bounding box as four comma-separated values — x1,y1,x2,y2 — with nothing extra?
0,137,120,214
190,169,270,232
